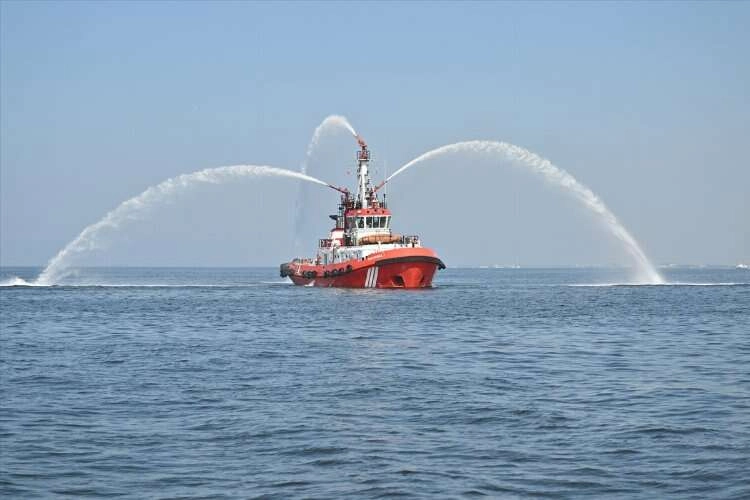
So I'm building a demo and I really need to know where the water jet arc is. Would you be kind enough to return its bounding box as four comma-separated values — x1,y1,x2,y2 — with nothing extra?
385,140,663,284
294,114,359,252
36,165,332,285
300,115,358,175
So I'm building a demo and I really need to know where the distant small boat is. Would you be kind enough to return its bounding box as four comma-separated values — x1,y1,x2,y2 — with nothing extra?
737,263,749,270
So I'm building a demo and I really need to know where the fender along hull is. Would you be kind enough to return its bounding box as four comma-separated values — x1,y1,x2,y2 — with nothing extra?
282,248,445,289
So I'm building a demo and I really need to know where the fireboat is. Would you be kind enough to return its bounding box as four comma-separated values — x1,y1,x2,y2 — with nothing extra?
280,136,445,288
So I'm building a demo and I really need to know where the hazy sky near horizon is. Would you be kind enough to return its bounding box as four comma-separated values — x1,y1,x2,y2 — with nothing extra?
1,1,748,267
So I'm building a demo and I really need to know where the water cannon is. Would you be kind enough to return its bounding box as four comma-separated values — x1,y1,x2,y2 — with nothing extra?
356,135,370,163
372,179,387,194
327,184,350,196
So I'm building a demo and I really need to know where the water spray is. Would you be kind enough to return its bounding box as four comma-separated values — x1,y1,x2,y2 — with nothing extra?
35,165,332,285
293,115,360,253
384,140,664,284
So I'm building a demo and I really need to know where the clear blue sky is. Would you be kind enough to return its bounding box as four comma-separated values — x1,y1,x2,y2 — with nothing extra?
1,1,748,267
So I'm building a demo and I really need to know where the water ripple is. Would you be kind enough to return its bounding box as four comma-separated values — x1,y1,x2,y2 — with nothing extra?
1,267,749,498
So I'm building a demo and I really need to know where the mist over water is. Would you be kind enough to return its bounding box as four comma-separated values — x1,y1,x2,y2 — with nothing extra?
35,166,330,285
387,141,664,284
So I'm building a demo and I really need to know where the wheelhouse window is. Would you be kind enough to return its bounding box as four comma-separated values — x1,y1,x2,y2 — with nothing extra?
366,216,373,228
357,217,364,228
380,216,387,228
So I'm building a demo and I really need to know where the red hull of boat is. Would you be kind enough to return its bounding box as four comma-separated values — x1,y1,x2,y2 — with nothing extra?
283,248,444,289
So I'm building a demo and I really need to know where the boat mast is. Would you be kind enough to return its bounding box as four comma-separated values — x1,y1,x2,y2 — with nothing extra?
355,135,370,208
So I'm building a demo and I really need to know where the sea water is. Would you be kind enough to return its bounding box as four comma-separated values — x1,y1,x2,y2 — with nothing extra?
1,267,748,498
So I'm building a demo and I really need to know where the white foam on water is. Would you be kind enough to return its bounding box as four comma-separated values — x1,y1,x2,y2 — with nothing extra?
567,282,747,287
0,281,277,288
35,165,331,286
387,140,664,285
0,277,47,287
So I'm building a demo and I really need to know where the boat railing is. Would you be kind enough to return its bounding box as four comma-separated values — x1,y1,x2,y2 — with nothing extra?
292,257,314,264
402,235,421,246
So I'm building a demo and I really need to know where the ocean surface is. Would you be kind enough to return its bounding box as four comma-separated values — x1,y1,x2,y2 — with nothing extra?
1,266,748,498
